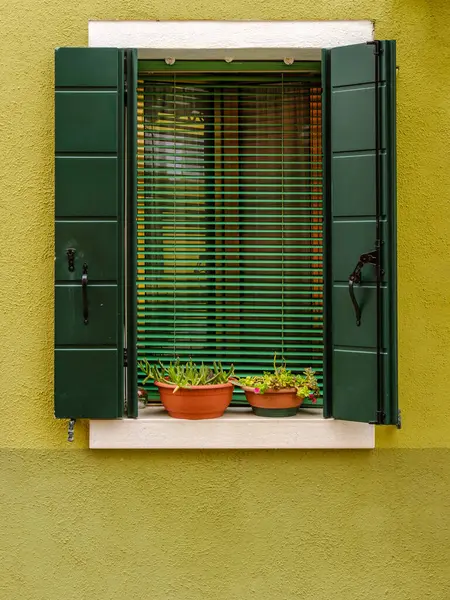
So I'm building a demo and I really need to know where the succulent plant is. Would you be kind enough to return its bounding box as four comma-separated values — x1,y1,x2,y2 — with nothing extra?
138,358,234,393
232,354,320,401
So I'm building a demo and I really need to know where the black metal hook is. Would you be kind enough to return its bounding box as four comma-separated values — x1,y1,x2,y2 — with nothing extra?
82,263,88,325
348,251,378,326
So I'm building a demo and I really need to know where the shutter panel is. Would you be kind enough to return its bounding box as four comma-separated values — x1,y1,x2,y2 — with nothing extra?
322,41,398,425
54,48,125,419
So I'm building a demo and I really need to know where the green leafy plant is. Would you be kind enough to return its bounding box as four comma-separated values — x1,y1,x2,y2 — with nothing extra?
139,358,235,394
233,354,320,402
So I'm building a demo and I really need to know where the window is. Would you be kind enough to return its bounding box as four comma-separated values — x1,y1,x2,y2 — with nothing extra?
54,40,399,440
136,63,323,407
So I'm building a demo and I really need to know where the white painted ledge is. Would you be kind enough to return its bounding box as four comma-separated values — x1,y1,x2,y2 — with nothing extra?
89,408,374,449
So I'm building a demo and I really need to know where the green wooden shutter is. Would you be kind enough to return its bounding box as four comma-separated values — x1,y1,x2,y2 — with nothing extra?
136,65,324,405
322,41,398,425
54,48,127,419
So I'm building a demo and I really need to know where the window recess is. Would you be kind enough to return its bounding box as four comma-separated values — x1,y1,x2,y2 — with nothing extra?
136,62,324,407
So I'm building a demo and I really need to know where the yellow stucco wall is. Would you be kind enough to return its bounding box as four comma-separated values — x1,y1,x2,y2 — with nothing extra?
1,1,449,599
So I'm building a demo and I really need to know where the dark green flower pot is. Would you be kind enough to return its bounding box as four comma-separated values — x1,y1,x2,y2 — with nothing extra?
242,387,303,418
251,406,298,418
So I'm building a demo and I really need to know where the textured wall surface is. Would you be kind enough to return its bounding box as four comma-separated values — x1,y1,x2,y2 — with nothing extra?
1,449,449,600
0,1,450,599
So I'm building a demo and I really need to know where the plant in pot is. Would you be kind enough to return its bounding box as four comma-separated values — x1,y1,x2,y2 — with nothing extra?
137,387,148,409
231,355,320,417
138,358,235,420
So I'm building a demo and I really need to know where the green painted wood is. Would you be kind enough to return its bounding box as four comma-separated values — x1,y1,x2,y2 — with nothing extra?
54,47,126,420
55,157,118,217
54,350,120,419
330,45,375,87
55,92,118,153
322,41,397,425
55,48,120,87
139,60,321,73
331,87,375,153
330,351,379,422
126,49,138,418
55,286,118,345
331,154,376,217
55,222,119,282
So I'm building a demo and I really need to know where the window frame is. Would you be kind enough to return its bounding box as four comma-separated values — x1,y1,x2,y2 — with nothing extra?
87,20,376,449
136,61,324,408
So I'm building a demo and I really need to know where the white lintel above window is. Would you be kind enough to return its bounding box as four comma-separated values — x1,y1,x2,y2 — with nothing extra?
88,19,374,61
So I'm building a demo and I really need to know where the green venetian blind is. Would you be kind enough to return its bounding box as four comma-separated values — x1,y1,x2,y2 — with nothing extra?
136,63,323,406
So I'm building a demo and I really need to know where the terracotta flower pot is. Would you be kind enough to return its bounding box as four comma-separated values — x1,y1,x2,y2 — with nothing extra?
154,381,233,419
241,385,304,417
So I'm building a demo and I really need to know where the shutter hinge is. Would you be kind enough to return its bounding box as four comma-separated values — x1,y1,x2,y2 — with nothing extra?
67,418,76,442
366,40,383,56
369,410,401,428
124,53,129,106
123,348,128,367
369,410,385,425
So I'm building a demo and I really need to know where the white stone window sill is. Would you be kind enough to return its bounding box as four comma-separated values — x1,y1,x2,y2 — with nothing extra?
89,407,374,449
